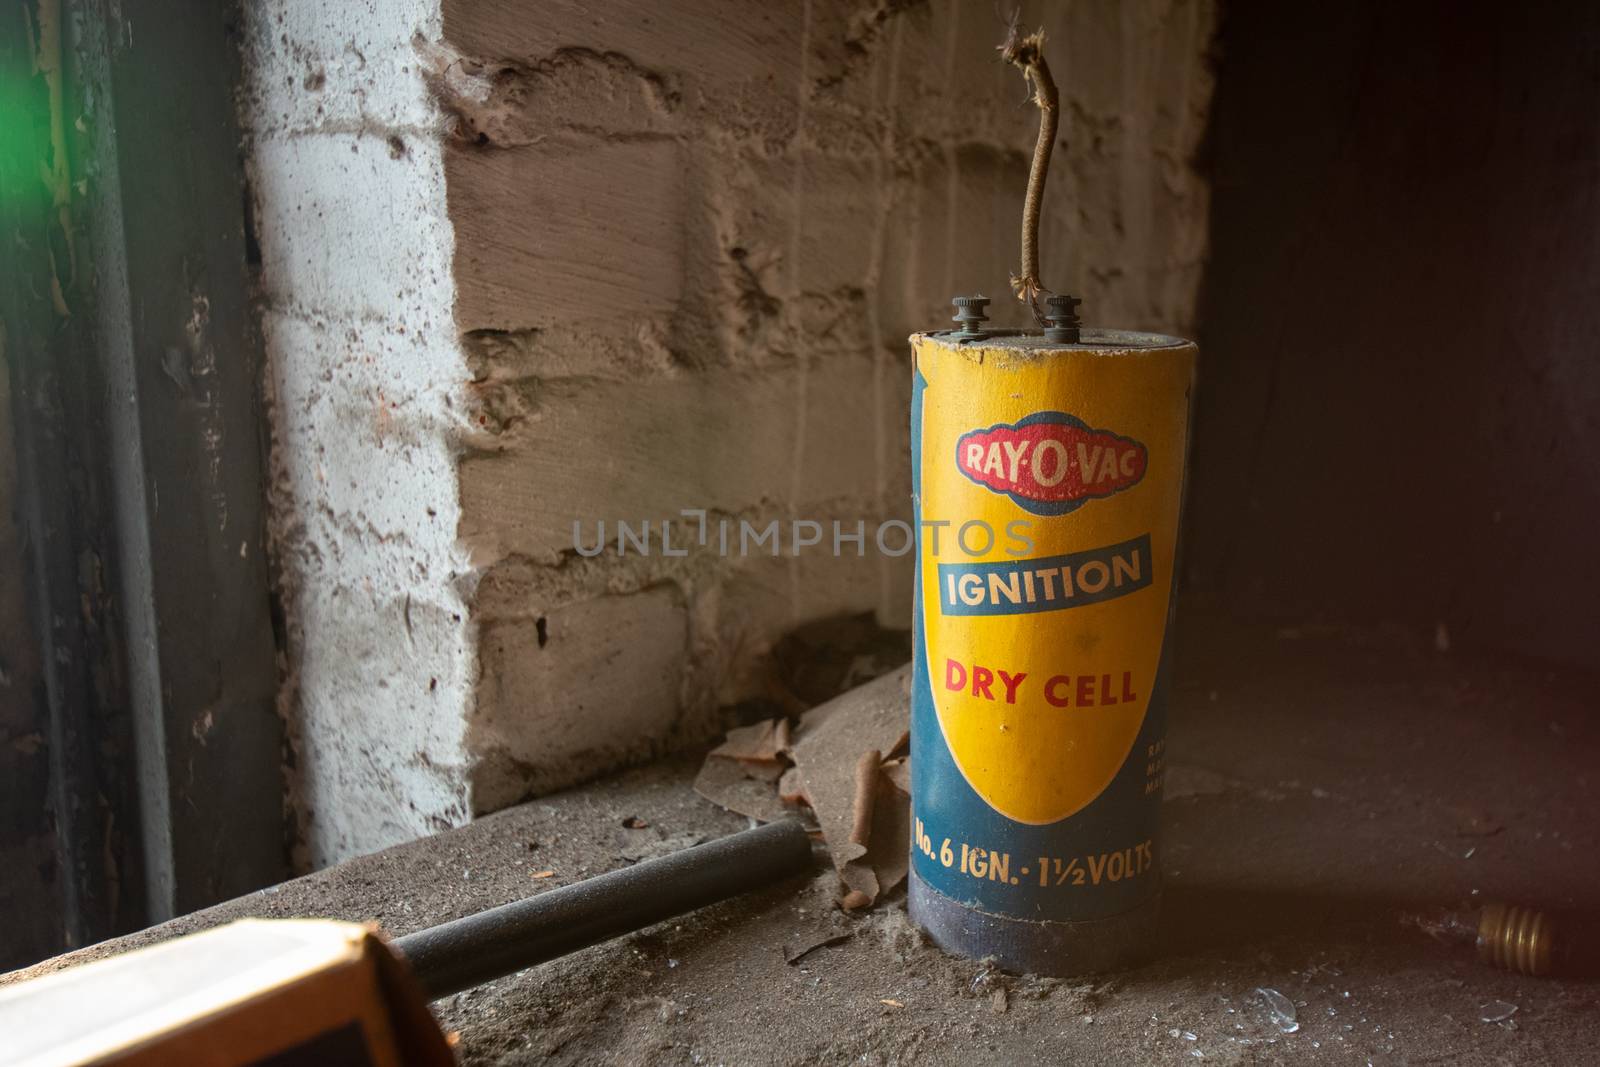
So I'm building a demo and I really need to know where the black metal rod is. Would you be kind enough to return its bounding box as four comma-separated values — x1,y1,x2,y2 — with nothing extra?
394,820,815,998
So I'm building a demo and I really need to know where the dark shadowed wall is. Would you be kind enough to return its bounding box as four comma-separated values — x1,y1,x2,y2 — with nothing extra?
1189,1,1600,665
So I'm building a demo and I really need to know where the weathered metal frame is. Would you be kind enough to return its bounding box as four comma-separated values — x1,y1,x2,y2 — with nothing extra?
2,0,285,956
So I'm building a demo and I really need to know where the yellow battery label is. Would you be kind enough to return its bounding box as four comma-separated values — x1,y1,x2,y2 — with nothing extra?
909,329,1195,921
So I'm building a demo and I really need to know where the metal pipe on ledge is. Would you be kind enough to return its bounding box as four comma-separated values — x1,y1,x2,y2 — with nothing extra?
394,819,815,999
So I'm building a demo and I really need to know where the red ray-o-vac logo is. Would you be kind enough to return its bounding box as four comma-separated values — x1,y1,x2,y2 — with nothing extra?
956,412,1147,516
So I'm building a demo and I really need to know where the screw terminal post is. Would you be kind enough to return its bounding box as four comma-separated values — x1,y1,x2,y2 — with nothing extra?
951,294,991,336
1044,294,1083,343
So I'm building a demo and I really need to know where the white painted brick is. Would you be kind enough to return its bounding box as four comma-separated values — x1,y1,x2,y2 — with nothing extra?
245,0,478,869
289,584,471,868
251,130,456,321
245,0,442,133
261,308,465,593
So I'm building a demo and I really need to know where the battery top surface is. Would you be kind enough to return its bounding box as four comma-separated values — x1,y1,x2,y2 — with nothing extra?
913,327,1191,357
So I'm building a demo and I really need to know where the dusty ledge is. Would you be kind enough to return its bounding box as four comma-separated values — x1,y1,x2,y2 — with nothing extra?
8,619,1598,1065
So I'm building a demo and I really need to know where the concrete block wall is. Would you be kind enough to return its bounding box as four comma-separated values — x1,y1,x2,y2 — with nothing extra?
442,0,1218,815
243,0,1218,867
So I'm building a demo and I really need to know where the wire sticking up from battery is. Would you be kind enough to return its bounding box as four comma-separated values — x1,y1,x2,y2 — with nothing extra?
999,14,1058,326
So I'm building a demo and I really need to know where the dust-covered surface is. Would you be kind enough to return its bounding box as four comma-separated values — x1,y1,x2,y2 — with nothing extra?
7,621,1598,1064
695,666,911,910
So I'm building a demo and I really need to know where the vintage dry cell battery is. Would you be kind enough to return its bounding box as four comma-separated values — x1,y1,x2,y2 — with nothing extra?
907,296,1197,975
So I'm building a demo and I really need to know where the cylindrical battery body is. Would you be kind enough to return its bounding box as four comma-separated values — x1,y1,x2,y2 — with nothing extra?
907,328,1196,975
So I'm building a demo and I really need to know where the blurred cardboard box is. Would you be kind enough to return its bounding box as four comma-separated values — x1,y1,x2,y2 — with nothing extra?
0,919,453,1066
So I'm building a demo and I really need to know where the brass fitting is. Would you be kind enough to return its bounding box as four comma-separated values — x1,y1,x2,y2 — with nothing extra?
1476,901,1554,976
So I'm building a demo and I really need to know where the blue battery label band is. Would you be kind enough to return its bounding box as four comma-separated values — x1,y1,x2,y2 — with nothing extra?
935,534,1153,616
